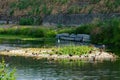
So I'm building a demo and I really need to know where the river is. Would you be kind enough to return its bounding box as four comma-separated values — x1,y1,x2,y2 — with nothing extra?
0,56,119,80
0,40,120,80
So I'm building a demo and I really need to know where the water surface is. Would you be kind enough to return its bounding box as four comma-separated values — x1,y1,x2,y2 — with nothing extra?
0,39,120,80
0,56,120,80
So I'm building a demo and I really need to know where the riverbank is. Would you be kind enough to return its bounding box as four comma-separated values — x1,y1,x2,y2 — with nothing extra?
0,45,118,62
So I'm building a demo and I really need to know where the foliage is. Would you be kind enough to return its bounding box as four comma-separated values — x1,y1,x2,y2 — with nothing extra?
0,27,44,37
19,17,34,25
1,0,120,17
57,27,76,34
0,26,77,38
53,45,94,55
19,16,42,25
67,5,82,14
90,18,120,46
74,18,120,47
0,60,16,80
0,26,57,38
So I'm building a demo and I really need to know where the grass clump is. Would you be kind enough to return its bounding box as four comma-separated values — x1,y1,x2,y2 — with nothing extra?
0,60,16,80
54,45,94,55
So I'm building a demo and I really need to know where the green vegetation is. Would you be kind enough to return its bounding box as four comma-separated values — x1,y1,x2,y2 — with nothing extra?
0,17,120,48
0,26,75,39
19,17,34,25
73,18,120,47
0,0,120,17
0,18,120,49
0,26,57,38
51,45,94,56
0,60,16,80
19,17,42,25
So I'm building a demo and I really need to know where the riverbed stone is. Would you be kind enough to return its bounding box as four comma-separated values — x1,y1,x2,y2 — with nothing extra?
70,55,80,60
58,55,70,59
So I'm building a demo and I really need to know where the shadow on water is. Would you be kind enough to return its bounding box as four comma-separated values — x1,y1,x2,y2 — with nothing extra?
107,46,120,56
0,38,90,48
0,56,120,80
0,38,56,48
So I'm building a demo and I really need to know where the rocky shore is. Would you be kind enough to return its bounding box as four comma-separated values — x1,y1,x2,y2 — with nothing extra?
0,46,118,62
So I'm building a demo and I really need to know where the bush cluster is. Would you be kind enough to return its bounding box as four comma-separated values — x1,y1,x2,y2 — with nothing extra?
0,27,57,38
74,18,120,47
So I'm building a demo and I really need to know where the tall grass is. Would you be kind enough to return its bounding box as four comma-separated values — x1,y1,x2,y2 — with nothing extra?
53,45,94,55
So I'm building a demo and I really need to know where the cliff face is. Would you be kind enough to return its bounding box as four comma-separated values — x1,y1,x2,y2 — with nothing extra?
0,0,120,17
43,13,120,26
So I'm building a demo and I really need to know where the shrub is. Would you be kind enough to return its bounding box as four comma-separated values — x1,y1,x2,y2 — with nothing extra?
0,60,16,80
73,18,120,47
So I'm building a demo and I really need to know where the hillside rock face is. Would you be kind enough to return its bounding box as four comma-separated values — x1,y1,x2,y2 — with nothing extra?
43,13,120,26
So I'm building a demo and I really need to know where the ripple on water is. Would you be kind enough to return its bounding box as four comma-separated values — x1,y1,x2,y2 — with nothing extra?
1,56,120,80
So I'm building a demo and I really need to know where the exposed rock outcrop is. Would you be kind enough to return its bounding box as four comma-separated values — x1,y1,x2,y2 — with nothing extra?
56,33,90,42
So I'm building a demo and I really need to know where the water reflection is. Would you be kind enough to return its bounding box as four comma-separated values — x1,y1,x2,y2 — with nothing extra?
56,39,90,47
0,38,56,48
0,56,120,80
0,39,90,48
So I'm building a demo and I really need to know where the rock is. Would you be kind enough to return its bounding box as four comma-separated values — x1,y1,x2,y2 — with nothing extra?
56,33,69,38
80,55,88,60
74,37,82,41
81,34,90,42
56,33,90,42
76,34,83,38
70,55,80,60
70,34,76,38
58,55,70,59
10,50,25,54
60,36,74,41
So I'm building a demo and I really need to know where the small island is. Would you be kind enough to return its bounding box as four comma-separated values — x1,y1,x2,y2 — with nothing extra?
0,45,118,62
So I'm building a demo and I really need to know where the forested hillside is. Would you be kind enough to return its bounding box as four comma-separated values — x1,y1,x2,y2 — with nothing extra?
0,0,120,17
